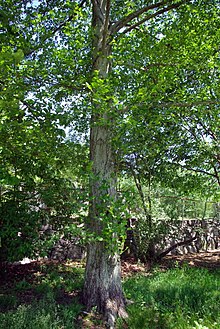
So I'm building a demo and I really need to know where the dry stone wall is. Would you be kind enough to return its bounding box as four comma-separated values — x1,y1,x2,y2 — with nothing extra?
47,218,219,261
157,218,220,255
48,237,86,261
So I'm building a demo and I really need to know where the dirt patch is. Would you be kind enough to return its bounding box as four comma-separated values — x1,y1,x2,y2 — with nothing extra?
121,258,150,277
0,260,56,288
160,251,220,270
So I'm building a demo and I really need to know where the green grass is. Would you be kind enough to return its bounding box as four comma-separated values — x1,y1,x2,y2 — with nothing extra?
0,262,84,329
117,265,220,329
0,295,82,329
1,261,220,329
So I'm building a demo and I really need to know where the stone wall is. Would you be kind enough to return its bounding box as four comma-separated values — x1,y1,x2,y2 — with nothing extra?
157,218,220,256
47,218,219,261
48,237,86,261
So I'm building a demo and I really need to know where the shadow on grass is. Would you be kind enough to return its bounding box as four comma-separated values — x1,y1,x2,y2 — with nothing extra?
117,266,220,329
0,261,84,329
1,261,220,329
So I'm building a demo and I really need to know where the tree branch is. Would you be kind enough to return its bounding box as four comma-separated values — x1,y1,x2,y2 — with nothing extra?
111,0,168,33
193,117,218,142
172,161,218,180
102,0,111,49
213,165,220,186
121,99,219,115
126,160,149,219
25,20,73,57
111,0,189,34
123,1,189,34
25,1,86,57
157,235,197,260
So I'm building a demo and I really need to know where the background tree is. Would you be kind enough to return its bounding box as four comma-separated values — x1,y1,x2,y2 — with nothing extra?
0,1,89,260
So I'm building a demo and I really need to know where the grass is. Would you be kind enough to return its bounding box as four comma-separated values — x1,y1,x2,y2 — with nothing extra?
0,296,82,329
0,260,220,328
117,265,220,329
0,261,84,329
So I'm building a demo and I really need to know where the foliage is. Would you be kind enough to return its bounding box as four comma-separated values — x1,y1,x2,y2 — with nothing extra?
0,0,219,308
113,1,220,194
0,0,92,261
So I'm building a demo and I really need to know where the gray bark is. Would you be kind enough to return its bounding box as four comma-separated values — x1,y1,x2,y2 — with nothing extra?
83,1,127,327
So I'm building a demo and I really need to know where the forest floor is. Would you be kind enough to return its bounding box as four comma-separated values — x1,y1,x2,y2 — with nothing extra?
0,251,220,304
160,250,220,270
0,251,220,328
1,250,219,283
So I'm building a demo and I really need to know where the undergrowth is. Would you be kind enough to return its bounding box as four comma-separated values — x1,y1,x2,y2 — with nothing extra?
0,261,220,328
0,261,84,329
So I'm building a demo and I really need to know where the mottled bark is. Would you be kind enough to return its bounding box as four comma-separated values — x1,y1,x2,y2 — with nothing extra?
83,1,127,327
84,243,127,327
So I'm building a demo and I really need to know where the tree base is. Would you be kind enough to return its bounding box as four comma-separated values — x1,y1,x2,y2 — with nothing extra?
83,242,128,328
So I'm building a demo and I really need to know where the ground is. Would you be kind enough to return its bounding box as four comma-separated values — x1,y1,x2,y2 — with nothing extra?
1,251,219,301
160,250,220,270
0,251,219,328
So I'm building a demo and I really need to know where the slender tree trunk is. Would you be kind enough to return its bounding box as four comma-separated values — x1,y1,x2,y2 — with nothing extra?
83,1,127,327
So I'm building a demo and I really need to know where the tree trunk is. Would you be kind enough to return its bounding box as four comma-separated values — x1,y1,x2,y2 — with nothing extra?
83,1,127,327
82,1,189,326
84,243,127,327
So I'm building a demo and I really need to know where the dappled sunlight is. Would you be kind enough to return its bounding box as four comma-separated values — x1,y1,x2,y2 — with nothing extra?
1,254,220,328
